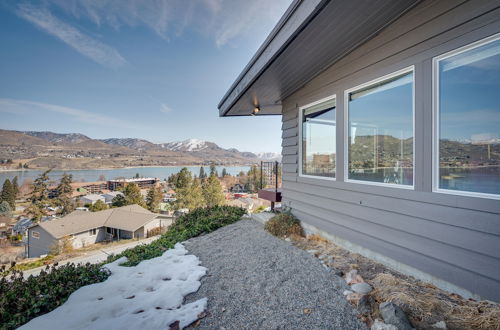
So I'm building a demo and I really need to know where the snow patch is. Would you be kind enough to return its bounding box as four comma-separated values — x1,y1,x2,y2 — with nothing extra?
20,243,207,330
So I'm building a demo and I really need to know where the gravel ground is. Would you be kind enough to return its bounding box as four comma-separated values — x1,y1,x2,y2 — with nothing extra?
184,219,366,329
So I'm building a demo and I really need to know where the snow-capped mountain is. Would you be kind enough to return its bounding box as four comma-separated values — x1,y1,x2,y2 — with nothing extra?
160,139,219,152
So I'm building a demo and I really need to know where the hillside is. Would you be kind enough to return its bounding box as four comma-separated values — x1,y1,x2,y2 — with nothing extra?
0,129,281,170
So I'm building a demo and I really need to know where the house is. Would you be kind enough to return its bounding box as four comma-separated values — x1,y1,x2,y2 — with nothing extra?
107,177,159,191
79,194,105,205
219,0,500,301
102,191,124,204
27,204,173,257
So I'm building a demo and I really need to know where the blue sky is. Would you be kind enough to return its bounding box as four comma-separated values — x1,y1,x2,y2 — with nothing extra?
0,0,291,153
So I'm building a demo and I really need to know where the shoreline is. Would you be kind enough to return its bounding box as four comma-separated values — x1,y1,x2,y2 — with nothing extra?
0,164,255,173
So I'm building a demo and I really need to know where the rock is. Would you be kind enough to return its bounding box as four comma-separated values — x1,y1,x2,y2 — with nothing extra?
345,269,364,284
306,249,318,255
371,319,398,330
379,302,414,330
332,268,344,277
343,290,354,296
358,294,373,315
351,282,372,294
430,321,447,329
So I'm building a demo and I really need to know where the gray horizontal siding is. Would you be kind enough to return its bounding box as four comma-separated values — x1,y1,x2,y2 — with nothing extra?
280,0,500,301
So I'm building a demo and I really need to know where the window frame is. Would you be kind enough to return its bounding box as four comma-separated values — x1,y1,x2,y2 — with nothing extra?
31,231,40,239
298,94,337,181
89,228,97,236
432,33,500,200
343,66,416,190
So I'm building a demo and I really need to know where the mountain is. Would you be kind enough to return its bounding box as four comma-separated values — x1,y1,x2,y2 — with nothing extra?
255,152,282,161
23,131,91,144
0,129,281,170
160,139,218,152
98,138,157,151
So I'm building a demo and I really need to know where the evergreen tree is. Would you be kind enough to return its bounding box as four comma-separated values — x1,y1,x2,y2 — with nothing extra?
203,174,225,207
0,201,12,217
123,183,145,207
221,168,228,177
146,185,163,212
135,173,140,179
27,169,51,221
89,199,108,212
111,194,127,207
174,168,192,189
209,164,218,177
56,174,74,215
1,179,15,210
246,165,263,193
175,178,206,211
199,166,206,179
11,176,19,199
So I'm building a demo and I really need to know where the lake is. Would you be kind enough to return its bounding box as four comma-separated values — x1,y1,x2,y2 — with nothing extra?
0,166,250,186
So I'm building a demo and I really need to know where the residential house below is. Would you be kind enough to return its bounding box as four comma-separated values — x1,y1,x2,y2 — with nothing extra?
27,204,172,258
219,0,500,301
79,194,105,205
102,191,124,204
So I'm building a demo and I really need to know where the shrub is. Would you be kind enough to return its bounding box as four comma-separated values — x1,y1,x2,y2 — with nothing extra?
0,263,110,330
108,205,246,266
264,213,305,238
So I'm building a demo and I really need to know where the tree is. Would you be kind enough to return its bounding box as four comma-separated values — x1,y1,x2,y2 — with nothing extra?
0,201,12,217
203,174,225,207
89,199,108,212
209,164,218,177
11,176,19,199
171,167,192,189
27,170,51,221
55,174,74,216
221,168,228,177
246,165,263,193
199,167,206,179
175,178,206,211
135,173,140,179
111,194,127,207
1,179,15,210
146,185,163,212
123,183,145,207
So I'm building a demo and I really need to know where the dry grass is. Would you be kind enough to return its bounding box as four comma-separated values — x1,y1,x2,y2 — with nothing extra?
290,234,500,330
264,213,305,238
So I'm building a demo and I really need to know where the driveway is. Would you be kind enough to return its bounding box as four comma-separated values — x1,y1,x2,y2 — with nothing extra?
22,236,159,278
184,219,366,329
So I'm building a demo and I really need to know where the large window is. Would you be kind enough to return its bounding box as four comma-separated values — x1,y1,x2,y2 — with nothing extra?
434,35,500,198
346,69,414,186
301,97,336,178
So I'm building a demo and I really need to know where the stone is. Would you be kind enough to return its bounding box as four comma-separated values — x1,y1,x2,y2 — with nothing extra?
358,294,373,315
351,282,372,294
430,321,447,329
343,290,354,296
379,302,414,330
371,319,398,330
345,269,364,284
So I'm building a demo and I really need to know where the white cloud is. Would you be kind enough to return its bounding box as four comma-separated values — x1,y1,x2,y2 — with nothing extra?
160,103,172,113
0,98,138,129
17,3,127,68
37,0,292,47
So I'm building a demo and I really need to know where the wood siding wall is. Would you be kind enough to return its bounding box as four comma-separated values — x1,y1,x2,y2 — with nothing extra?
281,0,500,301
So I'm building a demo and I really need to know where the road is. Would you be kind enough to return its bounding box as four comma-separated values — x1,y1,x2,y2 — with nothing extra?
22,236,159,278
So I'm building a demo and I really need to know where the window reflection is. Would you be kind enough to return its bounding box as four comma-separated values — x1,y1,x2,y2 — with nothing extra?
347,71,414,186
302,99,336,177
437,38,500,195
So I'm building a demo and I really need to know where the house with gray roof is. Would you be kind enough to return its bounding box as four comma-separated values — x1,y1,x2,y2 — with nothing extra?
27,204,172,258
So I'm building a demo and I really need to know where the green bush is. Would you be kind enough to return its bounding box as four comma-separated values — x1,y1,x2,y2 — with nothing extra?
0,263,110,330
264,212,305,238
108,205,246,266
